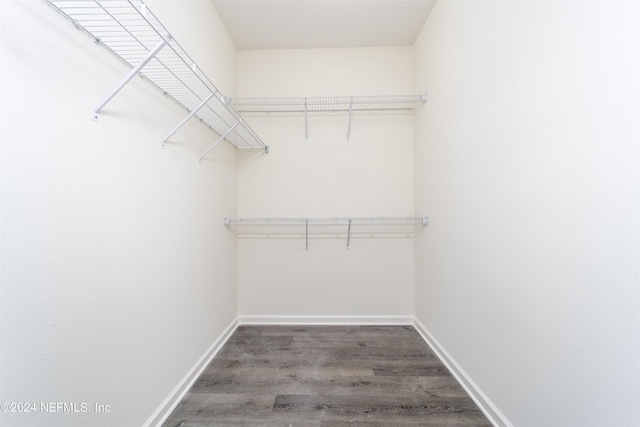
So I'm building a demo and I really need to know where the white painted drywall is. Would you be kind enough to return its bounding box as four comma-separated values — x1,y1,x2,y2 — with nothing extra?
414,1,639,426
0,1,238,426
236,47,416,316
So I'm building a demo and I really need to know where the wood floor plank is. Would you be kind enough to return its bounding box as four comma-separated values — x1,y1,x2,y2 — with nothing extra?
206,357,376,377
372,365,453,377
272,393,476,413
193,372,442,396
162,326,491,426
163,393,277,426
320,421,490,427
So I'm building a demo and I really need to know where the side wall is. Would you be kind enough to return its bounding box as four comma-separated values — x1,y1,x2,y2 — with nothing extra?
413,1,640,426
236,47,416,318
0,1,238,426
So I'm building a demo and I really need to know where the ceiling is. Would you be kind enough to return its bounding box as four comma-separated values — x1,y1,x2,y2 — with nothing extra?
210,0,437,51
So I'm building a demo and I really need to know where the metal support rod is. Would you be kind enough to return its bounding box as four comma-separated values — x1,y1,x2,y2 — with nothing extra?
199,120,242,162
304,97,309,143
162,92,215,146
346,218,352,250
346,97,354,142
305,219,309,251
92,36,170,120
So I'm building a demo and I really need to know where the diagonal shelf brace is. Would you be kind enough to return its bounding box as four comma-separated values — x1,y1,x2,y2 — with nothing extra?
199,119,242,162
162,92,215,148
92,36,171,121
346,218,352,250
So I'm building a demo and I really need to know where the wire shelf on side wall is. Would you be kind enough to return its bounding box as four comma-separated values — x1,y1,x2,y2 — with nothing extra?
46,0,268,156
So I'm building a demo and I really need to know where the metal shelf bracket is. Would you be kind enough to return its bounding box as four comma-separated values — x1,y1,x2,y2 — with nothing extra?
346,97,354,142
305,219,309,251
162,92,215,147
199,119,242,162
92,35,171,121
304,98,309,143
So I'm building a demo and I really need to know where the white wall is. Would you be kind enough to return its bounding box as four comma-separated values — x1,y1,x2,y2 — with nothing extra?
414,1,639,426
0,1,238,426
236,48,416,317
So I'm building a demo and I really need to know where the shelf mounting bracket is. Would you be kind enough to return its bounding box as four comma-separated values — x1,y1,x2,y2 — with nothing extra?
199,119,242,162
305,219,309,251
346,96,354,142
162,92,215,147
304,97,309,143
346,218,352,250
92,35,171,121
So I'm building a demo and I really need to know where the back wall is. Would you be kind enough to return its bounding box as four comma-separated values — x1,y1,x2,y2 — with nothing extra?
236,47,417,318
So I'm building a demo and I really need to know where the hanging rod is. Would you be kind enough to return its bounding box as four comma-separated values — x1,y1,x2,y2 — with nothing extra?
224,216,429,250
46,0,269,155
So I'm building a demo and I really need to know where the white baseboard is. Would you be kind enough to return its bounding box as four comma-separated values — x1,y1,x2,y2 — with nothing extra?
143,317,240,427
413,317,512,427
238,314,414,325
144,315,510,427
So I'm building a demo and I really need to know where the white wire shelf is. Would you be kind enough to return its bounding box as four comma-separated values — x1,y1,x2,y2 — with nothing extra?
225,217,429,226
228,95,426,142
46,0,268,156
224,216,429,250
228,95,427,113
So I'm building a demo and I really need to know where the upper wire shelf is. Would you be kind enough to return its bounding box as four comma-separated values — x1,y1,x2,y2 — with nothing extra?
224,216,429,250
228,94,426,143
224,217,429,226
46,0,268,155
228,95,427,113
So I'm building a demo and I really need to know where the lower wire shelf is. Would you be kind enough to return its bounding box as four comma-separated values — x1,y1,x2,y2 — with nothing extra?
224,216,429,250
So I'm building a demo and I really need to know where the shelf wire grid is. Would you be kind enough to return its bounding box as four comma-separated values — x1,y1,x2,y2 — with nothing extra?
224,216,429,242
229,95,426,113
226,216,428,226
46,0,267,150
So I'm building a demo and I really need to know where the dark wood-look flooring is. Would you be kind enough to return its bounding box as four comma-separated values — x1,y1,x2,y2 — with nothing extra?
163,326,492,426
